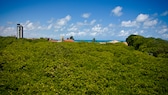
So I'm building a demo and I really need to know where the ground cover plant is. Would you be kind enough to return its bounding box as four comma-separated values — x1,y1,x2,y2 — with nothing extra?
0,36,168,94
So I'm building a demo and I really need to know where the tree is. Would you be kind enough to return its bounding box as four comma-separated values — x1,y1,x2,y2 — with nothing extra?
70,36,74,40
126,34,144,48
126,34,168,57
92,38,96,42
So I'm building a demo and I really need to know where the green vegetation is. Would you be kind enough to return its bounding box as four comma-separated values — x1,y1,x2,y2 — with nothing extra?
70,36,74,40
126,35,168,58
0,36,168,94
92,38,96,42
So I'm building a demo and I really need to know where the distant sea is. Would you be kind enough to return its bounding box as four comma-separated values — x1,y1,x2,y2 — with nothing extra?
74,40,125,42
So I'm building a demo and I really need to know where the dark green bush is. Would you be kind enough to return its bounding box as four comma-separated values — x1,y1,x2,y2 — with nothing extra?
126,35,168,57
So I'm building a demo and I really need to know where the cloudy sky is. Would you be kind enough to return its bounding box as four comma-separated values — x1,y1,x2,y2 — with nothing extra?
0,0,168,40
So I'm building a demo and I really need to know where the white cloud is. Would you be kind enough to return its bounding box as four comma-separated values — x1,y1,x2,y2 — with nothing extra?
90,20,96,25
1,20,53,38
108,23,114,27
56,15,71,26
111,6,123,16
76,19,96,26
82,13,91,18
90,24,108,36
67,25,78,31
121,14,157,28
22,20,36,31
60,27,66,31
136,14,149,22
103,27,108,32
37,26,42,30
133,32,138,35
162,34,168,38
92,24,102,32
78,32,86,36
27,22,34,30
90,32,97,36
0,26,4,31
140,30,144,33
65,15,71,21
65,32,76,36
161,11,168,16
158,25,168,34
3,27,15,33
47,18,54,23
83,29,90,33
143,19,157,27
76,20,89,26
76,22,84,26
121,20,138,27
47,24,53,30
21,20,48,31
0,26,15,36
54,15,71,31
118,30,129,36
61,31,87,37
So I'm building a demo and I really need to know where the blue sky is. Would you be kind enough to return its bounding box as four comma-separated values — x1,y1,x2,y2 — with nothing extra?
0,0,168,40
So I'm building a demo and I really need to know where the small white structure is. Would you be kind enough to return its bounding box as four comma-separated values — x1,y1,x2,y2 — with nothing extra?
108,40,119,44
60,36,64,42
99,42,106,44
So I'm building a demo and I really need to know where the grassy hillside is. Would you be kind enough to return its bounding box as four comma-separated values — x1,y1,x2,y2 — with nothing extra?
0,37,168,94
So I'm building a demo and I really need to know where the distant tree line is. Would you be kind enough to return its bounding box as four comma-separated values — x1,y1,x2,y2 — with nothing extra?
126,35,168,58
